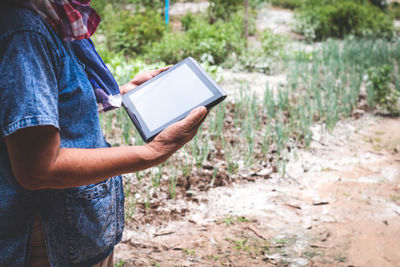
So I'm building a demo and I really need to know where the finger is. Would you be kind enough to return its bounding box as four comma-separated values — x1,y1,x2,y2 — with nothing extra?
160,65,172,71
173,106,207,132
154,65,172,75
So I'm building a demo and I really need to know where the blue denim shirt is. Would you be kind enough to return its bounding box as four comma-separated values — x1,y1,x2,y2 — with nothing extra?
0,6,124,267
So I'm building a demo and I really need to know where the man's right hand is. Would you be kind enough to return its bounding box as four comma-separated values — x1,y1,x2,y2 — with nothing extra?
144,106,208,163
5,106,207,190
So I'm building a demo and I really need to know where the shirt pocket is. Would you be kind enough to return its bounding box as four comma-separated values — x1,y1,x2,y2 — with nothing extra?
64,177,120,264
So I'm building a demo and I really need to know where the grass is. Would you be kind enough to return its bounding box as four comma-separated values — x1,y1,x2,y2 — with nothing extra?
390,195,400,201
182,248,196,256
334,255,347,262
220,215,250,226
114,259,125,267
99,37,400,221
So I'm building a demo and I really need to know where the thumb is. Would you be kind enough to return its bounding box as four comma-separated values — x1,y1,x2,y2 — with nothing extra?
176,106,207,131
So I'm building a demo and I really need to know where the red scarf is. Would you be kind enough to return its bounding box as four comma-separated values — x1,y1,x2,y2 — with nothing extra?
24,0,100,41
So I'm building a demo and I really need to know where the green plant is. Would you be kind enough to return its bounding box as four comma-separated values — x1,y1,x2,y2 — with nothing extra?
233,239,250,251
151,165,164,188
269,0,303,9
369,0,388,10
367,65,400,115
114,259,126,267
93,0,167,16
123,179,137,221
208,0,243,23
183,248,196,256
180,12,196,31
221,215,249,225
390,195,400,201
389,2,400,19
147,13,246,65
169,167,178,199
260,28,286,56
100,6,166,56
210,166,218,186
295,1,394,41
334,255,347,262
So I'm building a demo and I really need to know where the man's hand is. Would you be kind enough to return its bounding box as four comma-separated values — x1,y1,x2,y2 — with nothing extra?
144,106,208,163
120,66,172,95
5,106,207,190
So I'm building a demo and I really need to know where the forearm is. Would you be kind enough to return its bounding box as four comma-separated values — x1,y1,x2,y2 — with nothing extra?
6,107,206,191
34,145,164,190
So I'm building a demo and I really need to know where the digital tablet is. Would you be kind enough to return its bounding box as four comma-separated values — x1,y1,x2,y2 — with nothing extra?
122,57,227,143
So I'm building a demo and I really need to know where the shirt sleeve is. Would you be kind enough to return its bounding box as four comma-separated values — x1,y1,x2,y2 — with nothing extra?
0,31,60,137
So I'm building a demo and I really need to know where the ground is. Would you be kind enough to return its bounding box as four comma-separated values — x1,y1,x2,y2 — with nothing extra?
114,114,400,267
114,3,400,267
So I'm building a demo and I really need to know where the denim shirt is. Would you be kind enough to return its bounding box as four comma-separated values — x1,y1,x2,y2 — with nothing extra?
0,6,124,267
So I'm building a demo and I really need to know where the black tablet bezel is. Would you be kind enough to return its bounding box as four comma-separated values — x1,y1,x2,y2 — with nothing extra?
122,57,227,143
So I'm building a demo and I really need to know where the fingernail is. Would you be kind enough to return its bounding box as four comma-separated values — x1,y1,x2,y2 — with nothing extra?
196,106,206,114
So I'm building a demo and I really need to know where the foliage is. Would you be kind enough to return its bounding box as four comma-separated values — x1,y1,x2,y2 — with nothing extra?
146,13,246,64
369,0,388,10
208,0,243,23
367,65,400,115
207,0,264,23
389,2,400,19
180,12,196,31
92,0,169,17
99,6,166,56
269,0,303,9
295,1,394,41
260,28,286,56
94,42,165,84
222,29,286,73
224,47,271,73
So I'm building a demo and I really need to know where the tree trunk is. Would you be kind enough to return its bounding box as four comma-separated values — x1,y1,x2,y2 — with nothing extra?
244,0,248,49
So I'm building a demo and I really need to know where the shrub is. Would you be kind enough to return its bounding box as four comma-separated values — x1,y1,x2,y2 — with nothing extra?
260,28,286,56
367,65,400,115
146,13,247,64
295,1,394,41
100,6,166,56
389,2,400,19
180,13,196,31
208,0,243,23
269,0,303,9
369,0,388,10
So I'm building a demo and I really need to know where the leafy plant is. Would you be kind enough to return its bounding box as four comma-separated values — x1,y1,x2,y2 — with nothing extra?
295,1,394,41
367,65,400,115
369,0,388,10
260,28,287,56
208,0,243,23
269,0,303,9
100,6,166,56
389,2,400,19
180,12,196,31
147,13,246,64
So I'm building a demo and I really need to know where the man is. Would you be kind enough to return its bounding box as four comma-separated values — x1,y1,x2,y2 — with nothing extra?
0,0,207,266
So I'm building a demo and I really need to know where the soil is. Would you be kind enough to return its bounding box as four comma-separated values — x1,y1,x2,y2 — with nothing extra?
114,4,400,267
114,114,400,267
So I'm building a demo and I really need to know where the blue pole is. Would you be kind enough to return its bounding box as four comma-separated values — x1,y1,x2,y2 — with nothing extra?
165,0,169,25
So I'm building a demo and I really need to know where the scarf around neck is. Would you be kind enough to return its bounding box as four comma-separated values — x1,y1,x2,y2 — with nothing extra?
23,0,100,42
20,0,122,112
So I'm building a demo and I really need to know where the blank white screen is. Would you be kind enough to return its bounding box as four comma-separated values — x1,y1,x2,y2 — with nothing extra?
128,63,213,132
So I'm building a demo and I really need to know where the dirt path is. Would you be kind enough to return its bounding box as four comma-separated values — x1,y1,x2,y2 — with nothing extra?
114,114,400,266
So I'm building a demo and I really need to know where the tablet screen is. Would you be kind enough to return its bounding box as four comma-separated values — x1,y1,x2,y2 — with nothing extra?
128,63,213,132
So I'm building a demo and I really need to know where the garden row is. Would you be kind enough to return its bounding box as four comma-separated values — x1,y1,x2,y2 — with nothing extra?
99,38,400,218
